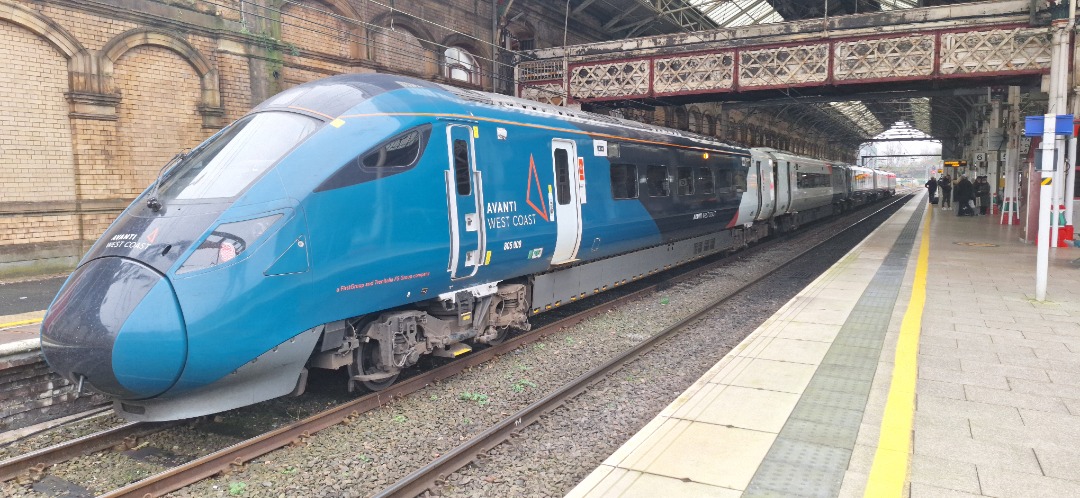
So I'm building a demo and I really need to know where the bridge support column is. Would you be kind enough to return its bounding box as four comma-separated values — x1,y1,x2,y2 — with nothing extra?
1002,86,1021,226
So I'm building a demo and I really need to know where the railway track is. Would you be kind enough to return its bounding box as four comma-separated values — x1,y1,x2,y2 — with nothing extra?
0,421,170,483
375,194,912,497
1,195,910,497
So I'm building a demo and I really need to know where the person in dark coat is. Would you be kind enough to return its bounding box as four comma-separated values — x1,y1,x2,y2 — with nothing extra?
925,176,939,204
955,175,975,216
974,176,992,215
939,174,952,209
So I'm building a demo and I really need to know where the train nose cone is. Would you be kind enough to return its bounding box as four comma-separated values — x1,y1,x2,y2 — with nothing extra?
41,257,187,399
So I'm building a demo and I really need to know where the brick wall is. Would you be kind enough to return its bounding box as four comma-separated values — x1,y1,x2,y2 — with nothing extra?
373,27,433,77
0,0,618,278
0,20,75,205
0,216,78,246
112,45,207,199
282,1,350,59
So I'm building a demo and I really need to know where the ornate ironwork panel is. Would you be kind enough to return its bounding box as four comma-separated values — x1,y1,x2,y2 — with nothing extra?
518,59,565,83
939,27,1052,75
834,34,935,81
518,82,567,106
740,43,829,88
653,52,735,94
569,60,651,100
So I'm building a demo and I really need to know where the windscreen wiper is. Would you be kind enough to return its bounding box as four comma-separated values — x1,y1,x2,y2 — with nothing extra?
146,150,187,212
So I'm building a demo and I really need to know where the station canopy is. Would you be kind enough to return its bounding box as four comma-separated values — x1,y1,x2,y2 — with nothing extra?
568,0,999,153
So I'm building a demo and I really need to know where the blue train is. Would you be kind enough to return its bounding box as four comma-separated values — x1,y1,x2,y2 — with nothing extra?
40,74,894,421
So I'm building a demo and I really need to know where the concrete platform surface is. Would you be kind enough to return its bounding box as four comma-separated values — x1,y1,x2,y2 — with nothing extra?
567,195,1080,498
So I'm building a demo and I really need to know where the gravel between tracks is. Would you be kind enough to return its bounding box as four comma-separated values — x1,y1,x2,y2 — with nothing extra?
0,202,900,498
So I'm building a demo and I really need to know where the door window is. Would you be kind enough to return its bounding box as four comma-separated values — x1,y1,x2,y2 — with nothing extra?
453,139,471,195
554,148,571,205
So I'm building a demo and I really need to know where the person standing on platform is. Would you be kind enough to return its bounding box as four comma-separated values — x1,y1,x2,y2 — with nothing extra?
925,176,939,205
975,176,992,215
939,174,952,209
955,175,975,216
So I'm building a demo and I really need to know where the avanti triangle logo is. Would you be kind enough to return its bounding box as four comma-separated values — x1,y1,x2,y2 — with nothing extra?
525,154,550,222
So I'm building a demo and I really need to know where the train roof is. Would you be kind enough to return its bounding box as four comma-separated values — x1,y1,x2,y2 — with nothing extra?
252,73,748,156
251,73,446,117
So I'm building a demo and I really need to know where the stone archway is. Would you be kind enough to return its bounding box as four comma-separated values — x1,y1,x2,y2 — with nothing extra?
102,28,223,126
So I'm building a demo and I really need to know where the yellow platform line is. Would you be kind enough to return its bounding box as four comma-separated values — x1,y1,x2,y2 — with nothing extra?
0,318,42,329
864,206,931,497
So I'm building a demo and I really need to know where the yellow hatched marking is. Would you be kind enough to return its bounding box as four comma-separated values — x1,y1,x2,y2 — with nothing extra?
1042,177,1052,186
864,206,931,497
0,318,42,329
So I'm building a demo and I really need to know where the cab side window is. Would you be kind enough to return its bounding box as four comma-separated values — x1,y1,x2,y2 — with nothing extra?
315,124,432,192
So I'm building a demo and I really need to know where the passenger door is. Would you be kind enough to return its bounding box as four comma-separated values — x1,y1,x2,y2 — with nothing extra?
550,139,581,264
445,124,485,279
755,159,775,221
776,161,792,214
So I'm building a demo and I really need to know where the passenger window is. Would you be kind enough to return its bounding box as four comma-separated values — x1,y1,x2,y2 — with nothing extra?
714,167,732,189
647,165,670,197
453,139,471,196
610,164,638,199
677,167,693,196
695,167,714,194
554,148,571,205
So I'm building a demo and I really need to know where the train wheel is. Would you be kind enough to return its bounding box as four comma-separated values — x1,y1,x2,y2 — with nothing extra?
351,339,398,391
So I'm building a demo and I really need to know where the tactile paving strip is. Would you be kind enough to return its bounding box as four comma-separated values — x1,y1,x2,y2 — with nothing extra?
744,202,925,497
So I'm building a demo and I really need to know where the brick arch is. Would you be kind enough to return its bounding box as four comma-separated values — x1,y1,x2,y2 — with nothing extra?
367,14,438,77
110,43,207,197
101,29,221,111
441,34,489,86
505,18,536,50
441,34,490,64
0,1,100,91
0,4,77,206
368,12,439,53
0,1,83,59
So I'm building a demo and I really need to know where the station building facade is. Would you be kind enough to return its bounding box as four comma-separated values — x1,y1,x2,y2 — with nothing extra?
0,0,844,277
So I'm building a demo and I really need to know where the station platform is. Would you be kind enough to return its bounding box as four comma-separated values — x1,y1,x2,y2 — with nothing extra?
0,274,62,350
567,195,1080,497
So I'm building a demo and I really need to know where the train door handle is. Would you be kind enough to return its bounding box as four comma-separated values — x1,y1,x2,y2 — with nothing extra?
465,213,478,232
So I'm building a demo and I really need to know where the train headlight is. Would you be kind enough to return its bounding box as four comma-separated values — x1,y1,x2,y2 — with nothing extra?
178,214,282,274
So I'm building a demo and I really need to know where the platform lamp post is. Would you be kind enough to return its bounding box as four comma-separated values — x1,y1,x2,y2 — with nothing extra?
1026,114,1073,301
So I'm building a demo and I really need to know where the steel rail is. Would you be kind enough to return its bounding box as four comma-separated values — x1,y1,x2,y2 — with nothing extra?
374,194,913,497
96,194,910,498
0,421,170,482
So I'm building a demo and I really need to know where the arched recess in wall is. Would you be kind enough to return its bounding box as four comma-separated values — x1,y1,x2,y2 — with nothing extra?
688,108,701,133
281,0,361,66
441,34,490,87
102,29,219,198
504,19,535,51
656,107,672,128
673,107,689,131
704,113,716,137
368,13,437,77
0,3,83,208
